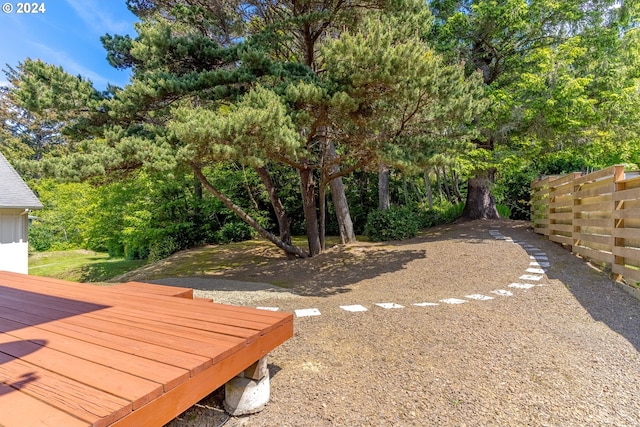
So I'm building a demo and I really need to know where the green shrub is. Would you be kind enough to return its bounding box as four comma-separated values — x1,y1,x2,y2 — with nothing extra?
365,206,421,242
148,236,179,263
28,223,54,252
418,202,465,228
496,204,512,219
215,222,255,244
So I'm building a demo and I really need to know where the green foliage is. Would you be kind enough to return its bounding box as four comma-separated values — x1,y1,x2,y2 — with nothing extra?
419,201,465,227
496,204,512,219
28,222,54,252
215,222,256,244
365,206,421,242
28,179,94,250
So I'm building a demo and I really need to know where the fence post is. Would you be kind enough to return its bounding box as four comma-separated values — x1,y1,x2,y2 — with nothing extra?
613,165,626,281
573,177,581,250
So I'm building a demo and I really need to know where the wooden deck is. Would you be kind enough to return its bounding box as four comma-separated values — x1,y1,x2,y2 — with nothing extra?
0,271,293,427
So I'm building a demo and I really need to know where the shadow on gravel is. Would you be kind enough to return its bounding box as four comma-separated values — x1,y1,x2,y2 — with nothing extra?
237,247,426,297
542,251,640,352
149,247,426,298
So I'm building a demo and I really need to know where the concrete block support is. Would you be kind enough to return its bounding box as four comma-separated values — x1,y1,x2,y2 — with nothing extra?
224,356,271,416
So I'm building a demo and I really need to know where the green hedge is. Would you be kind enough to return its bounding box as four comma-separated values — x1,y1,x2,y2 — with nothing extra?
365,206,421,242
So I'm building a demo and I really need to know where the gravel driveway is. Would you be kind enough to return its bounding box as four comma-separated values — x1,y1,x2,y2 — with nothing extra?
164,220,640,427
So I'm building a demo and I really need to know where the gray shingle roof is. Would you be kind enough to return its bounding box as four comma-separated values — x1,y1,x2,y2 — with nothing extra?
0,151,43,209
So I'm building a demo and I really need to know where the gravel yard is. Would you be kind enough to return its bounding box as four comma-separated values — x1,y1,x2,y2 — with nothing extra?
163,220,640,427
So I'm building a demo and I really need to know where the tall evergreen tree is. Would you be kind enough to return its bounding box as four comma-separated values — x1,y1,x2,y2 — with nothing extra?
428,0,637,219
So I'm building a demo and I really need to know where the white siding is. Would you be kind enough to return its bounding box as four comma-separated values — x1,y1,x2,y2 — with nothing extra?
0,209,29,274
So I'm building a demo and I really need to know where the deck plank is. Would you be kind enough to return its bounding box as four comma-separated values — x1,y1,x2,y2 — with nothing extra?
0,271,294,427
108,282,194,299
0,331,164,409
0,317,190,391
0,384,88,427
0,352,131,426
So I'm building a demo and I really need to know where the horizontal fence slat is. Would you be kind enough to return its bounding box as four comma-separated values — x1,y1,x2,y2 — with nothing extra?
613,246,640,260
549,172,583,187
574,182,615,199
549,224,573,233
549,234,573,245
575,201,612,212
573,218,612,228
573,233,611,246
614,207,640,220
551,211,573,220
614,187,640,202
573,165,619,185
574,246,614,264
612,264,640,282
618,174,640,187
612,228,640,239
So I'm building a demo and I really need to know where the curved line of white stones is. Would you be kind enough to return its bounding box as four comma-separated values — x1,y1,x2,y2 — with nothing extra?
257,229,550,318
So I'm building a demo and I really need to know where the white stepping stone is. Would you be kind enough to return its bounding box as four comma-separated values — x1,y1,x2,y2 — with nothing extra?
413,302,439,307
465,294,494,301
520,274,543,281
491,290,513,297
375,303,404,309
538,262,551,267
440,298,468,304
489,230,502,234
530,261,540,267
256,307,280,311
533,255,549,261
526,268,546,274
525,247,542,252
340,304,368,312
509,283,536,289
295,308,321,317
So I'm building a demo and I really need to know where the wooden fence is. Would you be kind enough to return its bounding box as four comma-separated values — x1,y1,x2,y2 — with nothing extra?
531,165,640,284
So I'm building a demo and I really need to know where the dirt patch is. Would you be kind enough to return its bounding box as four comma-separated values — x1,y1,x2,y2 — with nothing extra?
161,220,640,426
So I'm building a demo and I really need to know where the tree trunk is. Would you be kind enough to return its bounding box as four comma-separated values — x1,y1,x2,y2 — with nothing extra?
254,165,295,259
319,175,327,250
326,141,356,244
441,165,453,203
424,168,433,209
299,165,322,256
462,172,500,220
452,169,463,203
378,163,390,210
192,165,309,258
435,166,444,200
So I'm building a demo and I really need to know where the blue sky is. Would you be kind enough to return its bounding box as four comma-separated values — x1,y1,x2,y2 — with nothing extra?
0,0,138,90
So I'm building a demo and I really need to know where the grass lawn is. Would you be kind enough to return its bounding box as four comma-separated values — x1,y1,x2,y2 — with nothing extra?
28,250,148,283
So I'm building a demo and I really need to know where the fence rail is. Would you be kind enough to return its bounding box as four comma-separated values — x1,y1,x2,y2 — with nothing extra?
531,165,640,284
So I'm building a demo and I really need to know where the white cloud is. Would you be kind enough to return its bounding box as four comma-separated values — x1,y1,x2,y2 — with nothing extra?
0,81,10,88
64,0,132,35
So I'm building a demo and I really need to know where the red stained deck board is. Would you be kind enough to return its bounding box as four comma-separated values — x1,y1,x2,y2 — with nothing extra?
0,275,286,332
0,317,190,392
0,353,131,426
107,281,194,299
0,271,294,427
0,383,88,427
